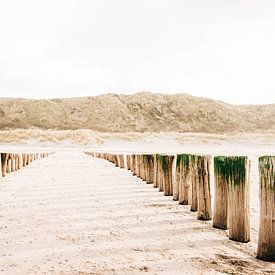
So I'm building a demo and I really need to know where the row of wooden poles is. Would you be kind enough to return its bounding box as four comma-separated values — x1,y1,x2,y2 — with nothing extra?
1,152,52,177
85,151,275,262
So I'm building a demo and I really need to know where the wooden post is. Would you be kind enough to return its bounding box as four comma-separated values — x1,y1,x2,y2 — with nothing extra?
22,154,26,167
138,155,142,179
190,155,198,212
156,155,164,192
257,156,275,261
119,154,125,168
6,154,11,173
226,156,250,243
144,155,151,182
153,154,158,188
26,154,30,165
197,155,212,221
1,153,8,177
158,155,174,196
141,155,146,181
114,155,119,167
173,155,181,201
14,154,18,171
139,155,145,180
144,154,154,184
148,154,155,184
11,154,15,172
127,155,131,170
179,154,191,205
213,156,228,229
132,155,137,175
136,155,140,177
18,154,22,169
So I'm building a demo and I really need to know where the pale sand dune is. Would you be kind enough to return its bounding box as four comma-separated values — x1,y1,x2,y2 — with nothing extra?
0,137,275,274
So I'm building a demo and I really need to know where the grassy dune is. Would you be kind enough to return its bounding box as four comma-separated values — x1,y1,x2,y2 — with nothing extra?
0,92,274,133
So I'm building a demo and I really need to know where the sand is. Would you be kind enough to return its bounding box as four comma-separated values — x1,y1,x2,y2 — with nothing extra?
0,136,275,274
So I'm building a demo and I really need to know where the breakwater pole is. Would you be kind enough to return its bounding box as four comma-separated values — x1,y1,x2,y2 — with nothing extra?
1,152,53,178
85,151,275,261
213,156,250,242
257,156,275,261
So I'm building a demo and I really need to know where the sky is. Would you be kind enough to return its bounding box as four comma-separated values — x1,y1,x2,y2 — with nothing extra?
0,0,275,104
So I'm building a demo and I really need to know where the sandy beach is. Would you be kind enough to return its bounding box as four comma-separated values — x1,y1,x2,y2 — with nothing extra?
0,135,275,274
1,0,275,273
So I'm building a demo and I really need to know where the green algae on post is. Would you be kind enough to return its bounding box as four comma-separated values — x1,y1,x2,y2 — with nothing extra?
224,156,251,242
259,156,275,191
174,154,192,203
257,156,275,261
214,156,247,188
157,154,174,196
213,156,229,230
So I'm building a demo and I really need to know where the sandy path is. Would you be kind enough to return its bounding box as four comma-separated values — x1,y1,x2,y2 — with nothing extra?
0,150,274,274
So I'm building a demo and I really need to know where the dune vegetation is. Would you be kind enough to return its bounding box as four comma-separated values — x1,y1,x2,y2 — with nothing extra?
0,92,275,133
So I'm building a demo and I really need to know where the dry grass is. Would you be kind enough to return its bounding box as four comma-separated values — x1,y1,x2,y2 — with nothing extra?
1,129,275,146
0,129,147,145
1,92,275,133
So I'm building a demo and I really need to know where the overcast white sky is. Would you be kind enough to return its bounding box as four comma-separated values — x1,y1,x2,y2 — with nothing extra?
0,0,274,104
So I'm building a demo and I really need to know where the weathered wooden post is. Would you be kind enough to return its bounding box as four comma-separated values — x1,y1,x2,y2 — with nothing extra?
213,156,228,229
158,155,174,196
179,154,191,205
139,155,145,180
127,155,131,170
142,154,152,183
6,154,11,173
144,155,150,182
141,155,146,181
142,154,153,183
119,154,125,168
226,156,250,242
11,154,15,172
197,155,212,221
14,154,18,171
144,155,149,183
1,153,8,177
18,154,22,169
139,154,143,179
136,155,141,178
257,156,275,261
190,155,198,212
132,155,137,175
173,155,181,201
153,154,158,188
114,155,119,167
148,154,155,184
24,154,27,165
22,154,26,167
26,154,30,165
156,155,164,192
